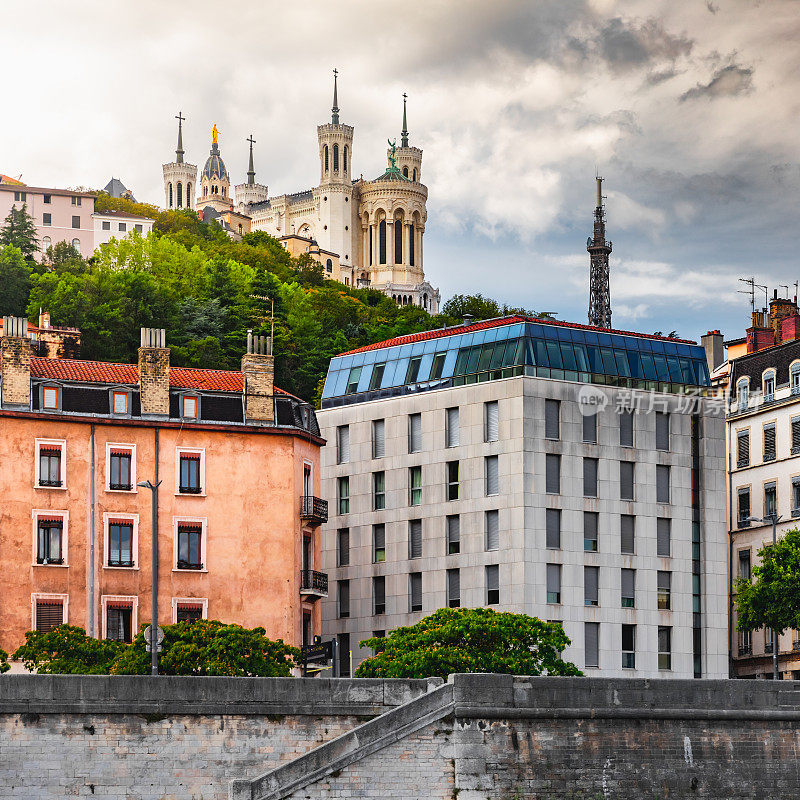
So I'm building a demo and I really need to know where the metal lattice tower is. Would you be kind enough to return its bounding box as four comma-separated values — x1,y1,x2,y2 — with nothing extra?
587,177,613,329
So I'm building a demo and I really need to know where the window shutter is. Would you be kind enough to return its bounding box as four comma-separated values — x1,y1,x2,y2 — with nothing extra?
620,461,634,500
485,455,499,496
656,465,670,503
446,408,460,447
583,458,598,497
337,426,350,464
655,412,670,451
737,431,750,466
792,418,800,453
546,563,560,596
582,413,597,443
447,515,460,549
374,524,385,551
620,515,635,553
338,580,350,617
409,520,422,558
410,572,422,610
621,568,635,599
585,622,599,667
338,529,350,566
374,576,385,608
546,509,561,549
764,423,776,460
546,454,560,494
36,601,63,632
584,512,598,545
658,570,671,592
545,399,560,439
485,510,499,550
657,518,671,557
447,568,460,606
409,414,422,453
584,566,599,604
373,419,385,458
486,564,499,590
738,488,750,520
485,401,499,442
620,411,634,447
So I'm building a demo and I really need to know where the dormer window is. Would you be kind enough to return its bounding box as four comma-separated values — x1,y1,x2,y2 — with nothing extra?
181,395,198,419
737,379,749,411
42,386,60,410
112,391,129,415
763,370,775,401
791,362,800,395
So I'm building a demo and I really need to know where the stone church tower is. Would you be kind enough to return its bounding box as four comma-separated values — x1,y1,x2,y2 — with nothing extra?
234,136,269,207
196,125,231,214
162,112,197,210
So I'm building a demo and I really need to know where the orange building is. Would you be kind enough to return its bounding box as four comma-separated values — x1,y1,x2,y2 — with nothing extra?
0,319,328,656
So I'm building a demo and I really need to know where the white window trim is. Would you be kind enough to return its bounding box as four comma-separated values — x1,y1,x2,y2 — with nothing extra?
31,509,69,567
180,394,200,420
175,447,206,496
172,516,208,572
42,385,61,411
302,458,314,497
102,512,140,570
171,596,208,623
100,595,139,640
34,438,67,490
31,592,69,630
110,389,132,416
105,442,137,493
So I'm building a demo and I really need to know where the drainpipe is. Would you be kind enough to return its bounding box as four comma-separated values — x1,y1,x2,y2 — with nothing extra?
727,412,733,677
89,423,96,637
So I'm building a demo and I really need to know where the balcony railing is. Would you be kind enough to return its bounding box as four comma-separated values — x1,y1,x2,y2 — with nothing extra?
300,570,328,600
301,495,328,525
738,645,752,656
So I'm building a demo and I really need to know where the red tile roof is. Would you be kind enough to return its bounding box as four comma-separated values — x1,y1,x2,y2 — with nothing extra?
29,357,294,397
340,315,697,356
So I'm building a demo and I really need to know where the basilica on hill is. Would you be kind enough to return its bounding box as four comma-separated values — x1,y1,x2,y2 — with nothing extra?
161,73,440,313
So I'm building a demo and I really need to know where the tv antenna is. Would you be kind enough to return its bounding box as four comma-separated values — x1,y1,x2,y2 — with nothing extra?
738,277,767,315
780,284,790,298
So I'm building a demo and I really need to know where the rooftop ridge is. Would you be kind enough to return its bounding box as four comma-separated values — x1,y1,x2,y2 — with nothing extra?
338,315,697,357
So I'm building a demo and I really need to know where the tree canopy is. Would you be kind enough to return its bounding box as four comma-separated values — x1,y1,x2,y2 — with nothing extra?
0,647,9,674
0,203,39,261
355,607,581,679
0,246,32,316
12,625,126,674
735,528,800,635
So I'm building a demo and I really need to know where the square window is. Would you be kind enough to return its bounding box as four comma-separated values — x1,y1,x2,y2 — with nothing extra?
182,396,198,419
72,215,80,229
102,220,111,230
176,605,203,623
43,386,59,409
43,194,51,204
35,599,65,632
42,213,51,225
118,222,127,232
106,606,133,642
135,224,143,233
112,391,128,414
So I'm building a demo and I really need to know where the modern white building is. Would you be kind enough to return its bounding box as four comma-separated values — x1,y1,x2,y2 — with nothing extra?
92,210,154,248
317,316,728,678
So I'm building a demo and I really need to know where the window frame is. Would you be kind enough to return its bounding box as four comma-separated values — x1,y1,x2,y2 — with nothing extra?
31,510,69,567
409,465,422,506
737,378,749,410
101,595,138,642
446,460,459,501
485,454,499,497
372,524,385,563
35,438,67,490
762,369,776,401
373,471,386,510
31,593,68,632
446,514,460,555
172,597,208,623
102,513,139,570
486,564,500,605
41,384,61,411
338,476,350,515
106,443,136,493
175,447,205,496
110,390,131,416
173,516,208,572
180,394,200,420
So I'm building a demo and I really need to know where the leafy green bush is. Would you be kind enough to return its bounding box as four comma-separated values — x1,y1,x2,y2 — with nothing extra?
0,647,10,674
12,626,125,674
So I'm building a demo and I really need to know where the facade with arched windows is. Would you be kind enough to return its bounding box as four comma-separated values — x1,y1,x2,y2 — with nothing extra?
162,116,196,211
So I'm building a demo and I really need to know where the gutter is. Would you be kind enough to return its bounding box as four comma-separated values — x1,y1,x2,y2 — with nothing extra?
89,423,96,637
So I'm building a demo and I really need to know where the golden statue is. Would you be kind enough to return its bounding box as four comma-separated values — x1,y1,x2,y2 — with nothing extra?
212,124,219,144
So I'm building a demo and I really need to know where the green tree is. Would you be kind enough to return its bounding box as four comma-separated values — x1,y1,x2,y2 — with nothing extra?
110,620,299,676
355,607,581,680
0,203,39,261
43,240,88,274
12,626,125,674
735,528,800,636
0,245,32,315
441,293,503,322
0,647,9,674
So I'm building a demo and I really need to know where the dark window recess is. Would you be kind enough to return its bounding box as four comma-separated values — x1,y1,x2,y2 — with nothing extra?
110,452,132,490
338,633,351,677
792,418,800,453
106,606,132,642
130,392,142,416
737,431,750,467
373,576,386,615
177,525,202,569
179,455,201,493
620,515,635,554
108,522,134,567
201,396,244,422
36,602,63,633
764,424,776,461
169,394,181,418
37,518,63,564
176,606,202,623
410,572,422,612
61,387,110,414
39,448,62,486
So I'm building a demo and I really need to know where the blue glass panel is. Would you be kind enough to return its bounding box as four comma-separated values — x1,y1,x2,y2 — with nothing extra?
599,347,617,374
410,341,426,356
471,330,488,345
570,328,586,343
614,350,631,376
560,341,578,371
637,338,653,352
361,349,378,365
506,324,524,339
454,347,470,375
418,353,434,381
546,341,563,368
490,341,506,369
641,353,658,380
555,327,572,341
422,338,439,354
666,355,682,381
438,348,457,378
676,343,692,357
663,341,678,355
573,343,590,372
483,328,500,343
381,360,401,387
322,370,339,398
542,325,560,339
333,369,349,396
356,366,372,392
623,336,640,350
466,345,482,374
398,345,414,359
650,339,665,354
696,360,710,385
507,338,524,367
583,331,599,345
678,358,694,384
653,354,670,381
337,355,354,371
626,351,643,379
478,344,494,372
534,339,549,366
529,324,544,339
597,333,613,346
586,346,603,373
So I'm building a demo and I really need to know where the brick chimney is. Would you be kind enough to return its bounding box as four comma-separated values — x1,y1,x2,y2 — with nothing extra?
781,314,800,343
138,328,169,417
38,310,51,329
701,330,724,372
746,310,775,353
1,316,32,409
241,330,274,424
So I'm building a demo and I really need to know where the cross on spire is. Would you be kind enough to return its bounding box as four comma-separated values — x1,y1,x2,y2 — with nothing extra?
331,68,340,124
247,134,256,185
401,93,409,147
175,111,185,164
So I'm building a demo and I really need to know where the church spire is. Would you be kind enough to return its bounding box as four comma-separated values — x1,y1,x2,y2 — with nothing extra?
246,135,256,186
175,111,185,164
331,68,340,124
401,93,409,147
587,176,613,329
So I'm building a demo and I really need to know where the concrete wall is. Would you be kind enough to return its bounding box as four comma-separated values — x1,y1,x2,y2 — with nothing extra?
1,675,799,800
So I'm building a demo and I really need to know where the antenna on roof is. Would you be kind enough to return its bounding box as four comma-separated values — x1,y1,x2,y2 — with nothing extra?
738,277,758,315
780,284,790,298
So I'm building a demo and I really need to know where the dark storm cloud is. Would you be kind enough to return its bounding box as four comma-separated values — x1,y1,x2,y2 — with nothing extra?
597,17,693,70
680,63,754,101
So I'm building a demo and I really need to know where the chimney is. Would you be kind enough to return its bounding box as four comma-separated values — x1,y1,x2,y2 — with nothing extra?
38,310,51,329
781,314,800,343
138,328,169,417
769,289,797,342
701,330,724,372
241,330,274,424
1,316,32,409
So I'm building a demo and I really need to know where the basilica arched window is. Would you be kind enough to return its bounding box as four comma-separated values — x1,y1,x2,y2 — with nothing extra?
394,212,403,264
186,183,191,206
413,168,417,181
423,293,428,309
379,220,387,264
169,183,173,208
177,182,183,208
333,144,339,172
409,221,415,266
343,145,348,172
403,166,408,178
326,259,333,273
324,145,329,172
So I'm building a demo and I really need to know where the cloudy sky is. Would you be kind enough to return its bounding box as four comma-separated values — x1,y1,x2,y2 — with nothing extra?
3,0,799,342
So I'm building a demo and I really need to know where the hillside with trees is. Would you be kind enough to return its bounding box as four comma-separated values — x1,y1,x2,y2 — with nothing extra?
1,196,545,404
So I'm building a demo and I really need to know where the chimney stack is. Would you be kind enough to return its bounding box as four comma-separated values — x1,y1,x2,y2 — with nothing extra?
701,330,724,372
138,328,169,417
1,316,32,409
241,330,274,424
38,310,51,329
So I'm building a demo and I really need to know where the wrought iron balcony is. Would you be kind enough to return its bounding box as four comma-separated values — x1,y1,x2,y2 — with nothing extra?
301,495,328,525
738,645,752,656
300,570,328,600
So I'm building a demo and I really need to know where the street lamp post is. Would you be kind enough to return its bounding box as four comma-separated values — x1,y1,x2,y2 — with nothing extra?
138,478,162,676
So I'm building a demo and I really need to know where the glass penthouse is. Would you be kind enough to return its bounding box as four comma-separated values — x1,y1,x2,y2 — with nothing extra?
317,316,726,680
